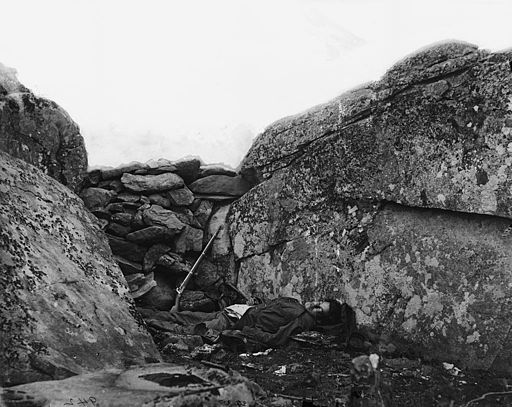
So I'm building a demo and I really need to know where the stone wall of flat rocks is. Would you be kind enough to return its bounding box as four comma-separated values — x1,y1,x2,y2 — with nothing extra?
80,157,251,312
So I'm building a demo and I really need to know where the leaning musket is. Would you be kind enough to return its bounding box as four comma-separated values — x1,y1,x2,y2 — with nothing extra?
171,227,220,312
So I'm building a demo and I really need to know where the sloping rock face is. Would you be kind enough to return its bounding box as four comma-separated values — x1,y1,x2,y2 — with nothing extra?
0,151,161,386
231,42,512,372
0,62,87,192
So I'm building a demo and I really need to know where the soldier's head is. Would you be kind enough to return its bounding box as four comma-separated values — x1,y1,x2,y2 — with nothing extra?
305,299,344,325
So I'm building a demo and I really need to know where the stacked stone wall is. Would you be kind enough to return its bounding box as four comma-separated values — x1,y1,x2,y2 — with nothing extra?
80,158,251,312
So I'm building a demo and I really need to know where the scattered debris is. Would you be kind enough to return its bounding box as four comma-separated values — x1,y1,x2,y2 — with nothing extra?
157,329,511,406
190,344,217,359
274,365,287,376
443,362,462,376
385,357,421,370
240,349,273,357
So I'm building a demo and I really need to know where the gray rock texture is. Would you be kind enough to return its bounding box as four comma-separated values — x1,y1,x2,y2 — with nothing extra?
230,42,512,372
0,152,161,386
80,154,248,314
168,186,195,206
80,187,117,210
199,163,237,178
0,363,263,407
121,172,184,193
174,226,204,254
0,62,87,192
189,175,251,197
142,205,187,231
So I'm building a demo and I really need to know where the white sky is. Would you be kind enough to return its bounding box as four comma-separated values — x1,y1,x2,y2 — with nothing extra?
1,0,512,169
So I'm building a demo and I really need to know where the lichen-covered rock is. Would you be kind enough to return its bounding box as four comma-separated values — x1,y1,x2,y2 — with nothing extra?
174,226,204,254
0,62,87,192
234,198,512,371
142,205,187,231
143,244,172,272
111,212,134,226
80,187,117,210
108,235,148,263
179,290,217,312
157,253,190,274
0,151,161,386
208,205,232,258
121,172,184,193
199,164,237,178
241,42,512,218
148,192,172,208
189,175,251,197
193,199,214,228
126,226,179,245
105,222,132,237
194,258,226,290
115,192,143,203
172,207,202,228
82,169,101,187
99,178,124,193
101,162,150,180
168,186,195,206
231,42,512,372
172,156,202,184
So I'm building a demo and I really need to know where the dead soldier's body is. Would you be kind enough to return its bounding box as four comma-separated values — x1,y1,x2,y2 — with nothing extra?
140,297,356,352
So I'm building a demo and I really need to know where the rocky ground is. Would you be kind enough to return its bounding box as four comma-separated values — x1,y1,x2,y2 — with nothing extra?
153,330,512,407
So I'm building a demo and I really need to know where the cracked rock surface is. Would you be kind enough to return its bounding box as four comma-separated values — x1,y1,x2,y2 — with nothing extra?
230,41,512,373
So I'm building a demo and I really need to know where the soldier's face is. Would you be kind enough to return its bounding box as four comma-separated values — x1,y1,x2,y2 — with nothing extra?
305,301,331,317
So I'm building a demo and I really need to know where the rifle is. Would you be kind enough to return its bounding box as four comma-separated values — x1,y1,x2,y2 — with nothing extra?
171,227,220,312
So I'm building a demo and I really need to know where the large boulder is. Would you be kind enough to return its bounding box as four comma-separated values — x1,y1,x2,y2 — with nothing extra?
0,152,161,386
0,62,87,192
230,42,512,372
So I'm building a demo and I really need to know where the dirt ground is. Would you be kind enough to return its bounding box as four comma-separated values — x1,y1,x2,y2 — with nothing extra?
155,330,512,407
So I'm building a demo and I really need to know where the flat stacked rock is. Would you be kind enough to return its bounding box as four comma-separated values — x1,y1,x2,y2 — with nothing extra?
81,157,250,313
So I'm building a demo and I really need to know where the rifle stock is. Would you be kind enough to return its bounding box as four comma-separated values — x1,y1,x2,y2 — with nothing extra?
171,227,220,312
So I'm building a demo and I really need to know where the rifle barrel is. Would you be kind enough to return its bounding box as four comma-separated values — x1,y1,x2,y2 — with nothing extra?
176,228,220,295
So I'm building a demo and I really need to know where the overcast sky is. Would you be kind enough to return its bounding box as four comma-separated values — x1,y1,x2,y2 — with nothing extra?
1,0,512,169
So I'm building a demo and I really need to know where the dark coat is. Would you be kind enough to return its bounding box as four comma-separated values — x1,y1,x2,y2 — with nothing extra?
232,297,316,347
